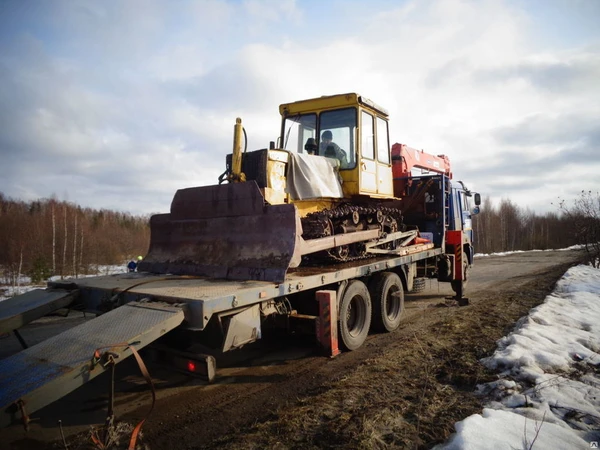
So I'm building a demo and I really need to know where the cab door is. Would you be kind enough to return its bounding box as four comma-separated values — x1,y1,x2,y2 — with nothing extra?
359,111,393,197
374,116,393,197
359,110,377,193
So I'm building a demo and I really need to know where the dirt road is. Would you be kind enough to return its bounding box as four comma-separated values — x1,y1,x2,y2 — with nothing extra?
1,249,584,450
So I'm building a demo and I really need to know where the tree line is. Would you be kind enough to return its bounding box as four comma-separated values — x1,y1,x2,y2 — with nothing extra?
0,192,151,284
473,192,600,267
1,190,598,286
472,197,573,254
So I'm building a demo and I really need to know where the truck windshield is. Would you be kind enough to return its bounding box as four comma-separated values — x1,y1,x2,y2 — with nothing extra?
281,108,356,170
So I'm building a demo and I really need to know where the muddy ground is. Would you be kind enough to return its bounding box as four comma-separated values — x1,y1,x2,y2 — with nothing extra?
1,249,584,449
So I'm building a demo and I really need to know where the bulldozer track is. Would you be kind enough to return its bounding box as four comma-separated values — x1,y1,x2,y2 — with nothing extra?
302,204,404,264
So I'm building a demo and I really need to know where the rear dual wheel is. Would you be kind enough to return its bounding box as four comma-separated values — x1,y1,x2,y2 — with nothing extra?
337,273,405,351
338,280,372,351
369,272,404,332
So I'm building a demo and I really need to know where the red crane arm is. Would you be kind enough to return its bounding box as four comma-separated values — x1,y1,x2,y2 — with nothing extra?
391,143,452,179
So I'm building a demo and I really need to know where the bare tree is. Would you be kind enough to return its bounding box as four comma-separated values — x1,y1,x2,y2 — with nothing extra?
498,198,521,251
13,247,23,295
52,200,56,273
73,211,78,278
560,191,600,268
473,196,495,253
80,225,84,275
62,204,68,279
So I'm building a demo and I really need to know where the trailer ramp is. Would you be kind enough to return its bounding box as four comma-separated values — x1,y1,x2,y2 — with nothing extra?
0,300,185,428
0,288,79,334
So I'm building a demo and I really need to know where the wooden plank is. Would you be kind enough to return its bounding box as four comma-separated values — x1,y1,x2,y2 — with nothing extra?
367,243,435,256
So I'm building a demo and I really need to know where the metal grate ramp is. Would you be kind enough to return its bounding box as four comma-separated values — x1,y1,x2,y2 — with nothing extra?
0,300,185,428
0,288,79,334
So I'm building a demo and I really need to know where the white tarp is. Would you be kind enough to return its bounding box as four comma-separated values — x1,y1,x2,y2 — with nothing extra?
285,152,344,200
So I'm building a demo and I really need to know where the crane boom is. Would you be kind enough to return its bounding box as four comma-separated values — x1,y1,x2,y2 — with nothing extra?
391,143,452,179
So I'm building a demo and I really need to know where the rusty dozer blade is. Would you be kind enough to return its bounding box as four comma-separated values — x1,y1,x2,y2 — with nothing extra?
138,182,303,283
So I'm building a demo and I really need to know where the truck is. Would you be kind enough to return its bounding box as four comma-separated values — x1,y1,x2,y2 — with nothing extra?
0,93,480,434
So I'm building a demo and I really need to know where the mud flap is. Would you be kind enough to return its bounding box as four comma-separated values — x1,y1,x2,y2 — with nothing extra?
138,182,303,283
446,230,468,304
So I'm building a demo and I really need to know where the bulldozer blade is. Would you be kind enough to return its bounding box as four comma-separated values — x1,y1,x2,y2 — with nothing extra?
138,182,302,283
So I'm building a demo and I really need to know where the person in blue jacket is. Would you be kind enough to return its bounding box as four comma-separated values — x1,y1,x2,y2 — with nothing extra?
127,256,143,272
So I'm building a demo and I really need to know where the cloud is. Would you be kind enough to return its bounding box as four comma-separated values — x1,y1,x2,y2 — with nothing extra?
492,113,600,148
0,0,598,216
474,51,600,95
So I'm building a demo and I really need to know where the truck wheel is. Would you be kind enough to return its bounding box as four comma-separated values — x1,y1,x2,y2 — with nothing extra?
338,280,372,351
369,272,404,332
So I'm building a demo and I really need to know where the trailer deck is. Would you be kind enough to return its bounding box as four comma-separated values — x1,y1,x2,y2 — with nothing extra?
58,246,440,330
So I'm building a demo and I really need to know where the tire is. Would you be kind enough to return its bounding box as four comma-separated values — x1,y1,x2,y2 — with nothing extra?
338,280,372,351
369,272,404,332
412,277,426,293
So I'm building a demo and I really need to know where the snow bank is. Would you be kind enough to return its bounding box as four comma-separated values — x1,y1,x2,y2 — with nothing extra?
475,245,584,258
438,264,600,449
442,408,590,450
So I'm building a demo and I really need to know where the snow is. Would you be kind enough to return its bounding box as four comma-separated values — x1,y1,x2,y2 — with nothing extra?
444,408,591,450
474,244,584,258
438,262,600,450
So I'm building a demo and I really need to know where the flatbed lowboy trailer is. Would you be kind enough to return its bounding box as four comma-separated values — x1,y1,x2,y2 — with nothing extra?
0,239,441,429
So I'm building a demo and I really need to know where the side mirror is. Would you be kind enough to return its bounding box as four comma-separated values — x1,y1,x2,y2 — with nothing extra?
474,193,481,206
472,206,480,215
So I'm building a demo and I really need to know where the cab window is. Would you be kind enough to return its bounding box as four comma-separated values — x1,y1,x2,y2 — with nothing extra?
319,108,356,169
361,111,374,160
376,116,390,164
282,113,317,154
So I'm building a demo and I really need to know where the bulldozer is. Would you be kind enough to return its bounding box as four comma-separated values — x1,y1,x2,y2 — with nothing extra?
138,93,458,282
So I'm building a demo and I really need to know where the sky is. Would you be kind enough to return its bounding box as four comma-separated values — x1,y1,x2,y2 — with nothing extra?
439,256,600,449
0,0,599,216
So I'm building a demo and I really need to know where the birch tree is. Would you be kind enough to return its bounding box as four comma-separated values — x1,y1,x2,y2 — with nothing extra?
62,204,68,279
52,200,56,273
73,211,77,278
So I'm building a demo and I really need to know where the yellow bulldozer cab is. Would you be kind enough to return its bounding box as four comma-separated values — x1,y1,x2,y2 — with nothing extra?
225,93,397,216
278,93,395,203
